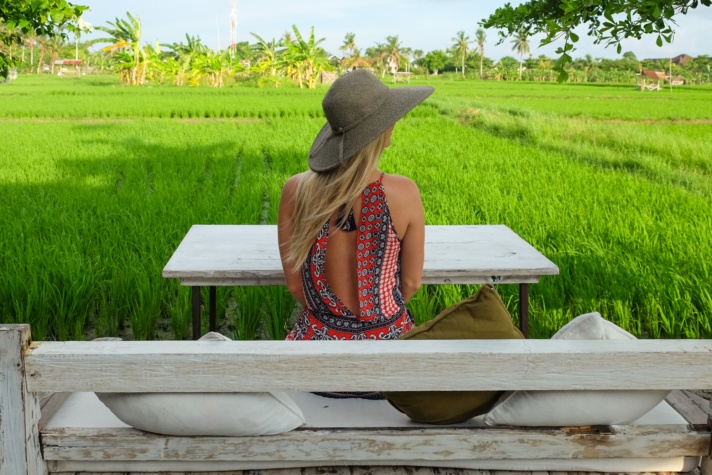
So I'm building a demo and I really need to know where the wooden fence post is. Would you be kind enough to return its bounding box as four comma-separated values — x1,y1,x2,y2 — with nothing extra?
701,399,712,475
0,325,47,475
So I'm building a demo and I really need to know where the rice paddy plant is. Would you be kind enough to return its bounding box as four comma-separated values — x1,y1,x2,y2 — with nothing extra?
127,269,162,341
406,286,440,326
94,269,136,338
1,74,710,340
432,285,468,312
232,287,265,340
262,287,298,340
162,282,192,340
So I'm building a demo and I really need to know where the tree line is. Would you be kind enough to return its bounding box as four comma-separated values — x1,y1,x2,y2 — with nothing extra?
2,12,711,87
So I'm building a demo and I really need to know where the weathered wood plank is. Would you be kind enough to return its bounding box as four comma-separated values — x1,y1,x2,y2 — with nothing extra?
161,225,559,286
26,339,712,393
702,398,712,475
701,455,711,475
0,325,26,475
0,325,47,475
665,391,710,430
39,392,70,431
306,468,352,475
43,462,699,475
40,424,710,462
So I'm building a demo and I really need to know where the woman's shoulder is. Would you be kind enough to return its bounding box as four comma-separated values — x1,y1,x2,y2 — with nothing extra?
382,173,421,196
282,172,308,194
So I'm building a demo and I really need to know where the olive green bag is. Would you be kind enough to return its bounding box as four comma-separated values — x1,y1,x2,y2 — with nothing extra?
384,284,524,424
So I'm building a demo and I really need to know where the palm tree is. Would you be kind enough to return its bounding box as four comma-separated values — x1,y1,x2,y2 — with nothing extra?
23,30,38,73
35,35,48,74
452,31,470,78
475,28,486,79
340,32,356,57
45,35,64,74
341,47,370,71
91,12,144,85
412,49,424,71
511,29,530,79
365,43,387,77
382,35,405,81
401,47,413,73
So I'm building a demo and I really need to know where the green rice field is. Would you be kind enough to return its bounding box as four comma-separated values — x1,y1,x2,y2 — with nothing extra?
1,75,710,340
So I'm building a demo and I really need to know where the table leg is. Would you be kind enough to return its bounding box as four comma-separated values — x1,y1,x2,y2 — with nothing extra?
192,286,201,340
519,283,529,338
209,286,217,332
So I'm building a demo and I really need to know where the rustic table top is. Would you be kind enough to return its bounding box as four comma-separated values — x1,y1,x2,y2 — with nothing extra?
162,224,559,286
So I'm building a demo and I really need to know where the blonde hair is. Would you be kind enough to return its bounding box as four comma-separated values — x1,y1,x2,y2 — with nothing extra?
285,130,390,271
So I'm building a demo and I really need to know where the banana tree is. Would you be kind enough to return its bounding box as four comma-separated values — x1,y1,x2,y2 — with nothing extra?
250,32,284,84
194,50,235,88
90,12,144,85
281,25,330,89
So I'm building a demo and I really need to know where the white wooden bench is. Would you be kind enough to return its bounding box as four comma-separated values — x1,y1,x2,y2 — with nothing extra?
1,324,711,475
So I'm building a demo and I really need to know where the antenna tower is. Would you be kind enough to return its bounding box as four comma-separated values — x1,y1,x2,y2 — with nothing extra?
230,0,238,59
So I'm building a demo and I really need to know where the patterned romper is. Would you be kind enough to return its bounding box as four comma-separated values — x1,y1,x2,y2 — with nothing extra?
286,173,415,342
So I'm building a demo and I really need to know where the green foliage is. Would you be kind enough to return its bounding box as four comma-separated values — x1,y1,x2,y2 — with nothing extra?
1,75,711,340
281,24,330,89
89,12,144,85
419,49,449,74
0,0,87,78
481,0,711,82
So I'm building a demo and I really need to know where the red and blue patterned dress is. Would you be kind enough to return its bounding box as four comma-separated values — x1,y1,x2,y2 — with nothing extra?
286,173,415,341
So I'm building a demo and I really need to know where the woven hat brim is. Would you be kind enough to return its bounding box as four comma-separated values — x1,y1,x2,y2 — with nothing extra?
308,85,434,172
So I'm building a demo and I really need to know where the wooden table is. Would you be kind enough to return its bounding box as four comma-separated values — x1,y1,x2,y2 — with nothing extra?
163,225,559,339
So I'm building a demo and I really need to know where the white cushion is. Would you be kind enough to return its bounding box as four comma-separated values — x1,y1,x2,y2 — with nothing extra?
483,312,670,426
95,332,305,436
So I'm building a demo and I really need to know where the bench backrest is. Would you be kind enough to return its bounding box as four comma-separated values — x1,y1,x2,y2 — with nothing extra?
23,334,712,393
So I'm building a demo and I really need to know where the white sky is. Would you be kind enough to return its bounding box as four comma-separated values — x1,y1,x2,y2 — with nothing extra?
79,0,712,61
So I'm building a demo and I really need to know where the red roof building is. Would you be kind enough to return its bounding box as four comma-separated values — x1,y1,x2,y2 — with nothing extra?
642,70,666,80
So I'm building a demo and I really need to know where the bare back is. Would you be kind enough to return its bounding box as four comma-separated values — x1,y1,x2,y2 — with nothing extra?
323,170,425,314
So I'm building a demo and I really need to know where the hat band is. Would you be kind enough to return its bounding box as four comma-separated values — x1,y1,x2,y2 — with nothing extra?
329,93,389,166
335,127,346,167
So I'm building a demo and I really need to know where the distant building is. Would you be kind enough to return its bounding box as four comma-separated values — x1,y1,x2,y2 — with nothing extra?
644,53,694,64
54,59,83,67
54,59,84,76
642,70,666,80
672,54,693,65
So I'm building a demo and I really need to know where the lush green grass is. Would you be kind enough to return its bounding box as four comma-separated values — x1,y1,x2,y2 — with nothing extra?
1,74,710,340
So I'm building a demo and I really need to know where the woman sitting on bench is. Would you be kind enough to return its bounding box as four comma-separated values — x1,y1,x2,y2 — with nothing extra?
277,69,433,347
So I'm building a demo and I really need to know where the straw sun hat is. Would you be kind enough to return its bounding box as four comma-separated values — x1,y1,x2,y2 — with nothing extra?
308,69,434,172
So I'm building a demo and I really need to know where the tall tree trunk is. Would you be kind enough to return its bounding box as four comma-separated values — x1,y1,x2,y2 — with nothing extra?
36,48,45,74
479,47,484,78
519,57,523,79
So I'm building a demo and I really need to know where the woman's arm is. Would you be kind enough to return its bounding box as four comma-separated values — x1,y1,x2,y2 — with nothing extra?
277,174,307,307
386,175,425,303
